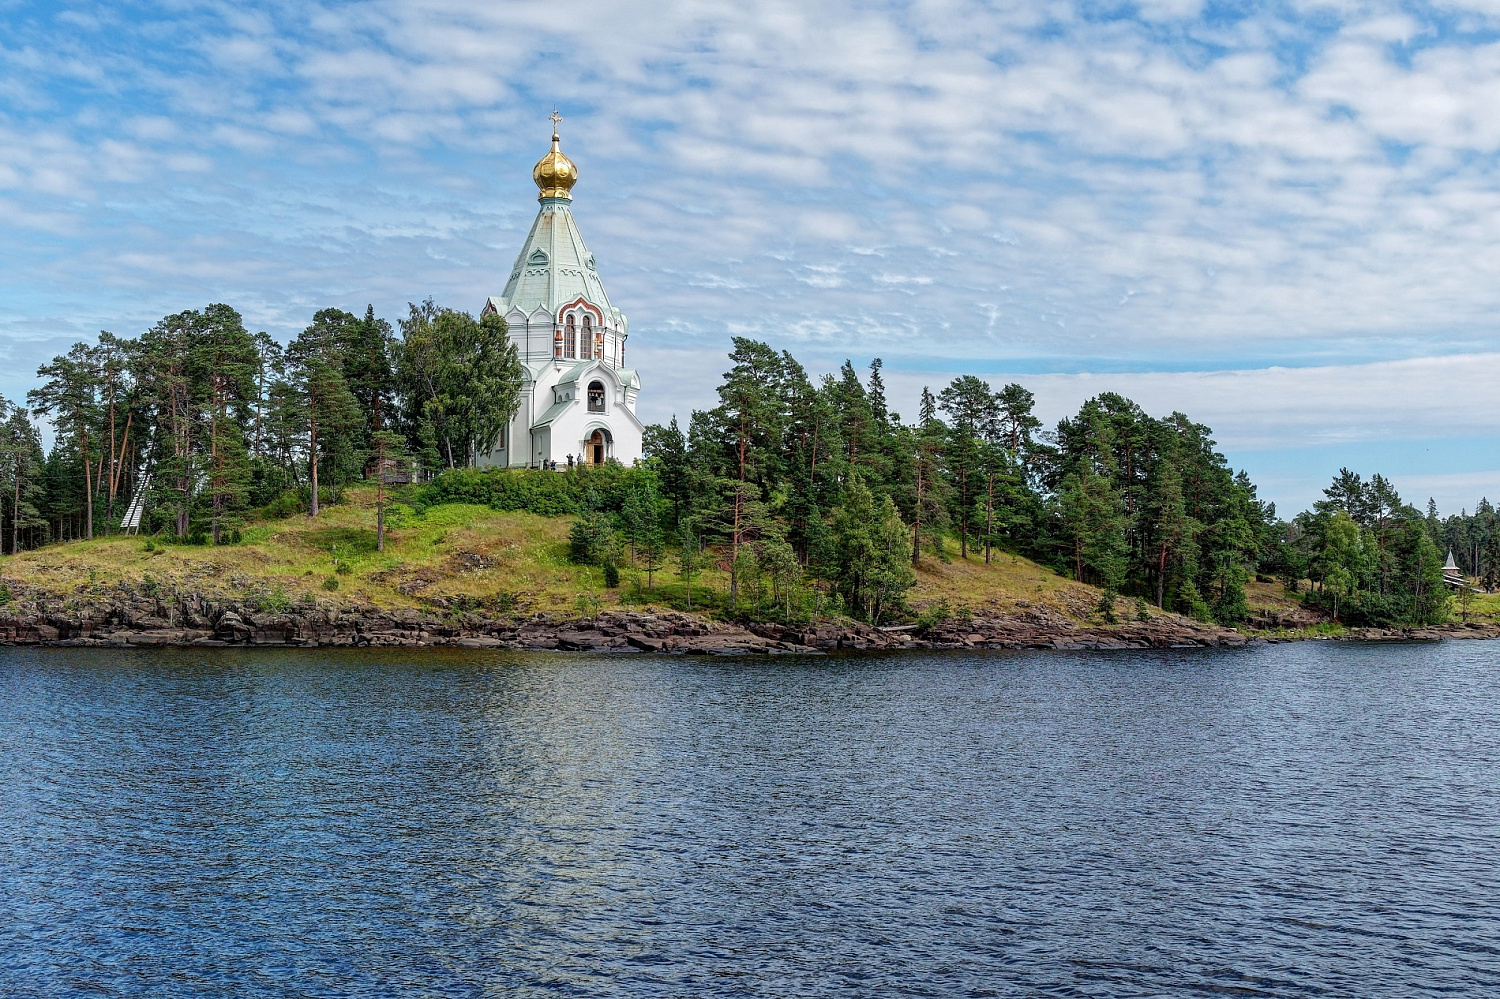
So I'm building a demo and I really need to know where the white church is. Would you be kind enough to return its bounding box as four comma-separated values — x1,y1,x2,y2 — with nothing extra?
477,115,643,469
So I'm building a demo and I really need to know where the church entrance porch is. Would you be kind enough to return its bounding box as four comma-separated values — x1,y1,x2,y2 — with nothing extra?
584,427,612,465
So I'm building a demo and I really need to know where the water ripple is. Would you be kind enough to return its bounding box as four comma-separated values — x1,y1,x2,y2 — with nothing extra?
2,642,1498,996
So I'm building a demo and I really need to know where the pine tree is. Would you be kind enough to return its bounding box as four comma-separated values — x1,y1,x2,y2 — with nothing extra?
192,305,260,543
709,339,787,609
938,375,997,559
911,387,950,565
368,430,409,552
287,316,364,517
0,404,45,554
642,416,691,523
622,476,665,588
30,343,102,540
830,474,916,622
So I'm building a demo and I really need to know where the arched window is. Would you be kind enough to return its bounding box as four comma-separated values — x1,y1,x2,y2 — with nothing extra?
582,315,593,358
564,314,576,358
587,380,605,413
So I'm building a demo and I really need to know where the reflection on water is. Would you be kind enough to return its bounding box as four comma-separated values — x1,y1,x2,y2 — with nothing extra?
2,643,1499,997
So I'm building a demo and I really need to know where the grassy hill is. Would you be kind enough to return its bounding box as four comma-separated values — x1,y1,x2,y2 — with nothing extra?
0,483,1128,622
1,482,1389,636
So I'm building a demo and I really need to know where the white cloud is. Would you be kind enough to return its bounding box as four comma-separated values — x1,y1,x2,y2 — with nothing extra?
8,0,1500,507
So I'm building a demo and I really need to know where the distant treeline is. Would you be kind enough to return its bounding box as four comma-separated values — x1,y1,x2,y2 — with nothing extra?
0,310,1469,628
1265,469,1482,626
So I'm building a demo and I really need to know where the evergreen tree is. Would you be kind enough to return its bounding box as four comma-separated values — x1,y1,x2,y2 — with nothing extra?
29,343,101,539
911,387,950,564
641,416,691,522
829,474,917,622
0,404,45,554
368,429,409,552
287,320,364,517
938,375,997,559
704,338,787,609
621,475,666,589
193,304,260,542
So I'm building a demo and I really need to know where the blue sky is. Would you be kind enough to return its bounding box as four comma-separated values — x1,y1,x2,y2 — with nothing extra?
4,0,1500,515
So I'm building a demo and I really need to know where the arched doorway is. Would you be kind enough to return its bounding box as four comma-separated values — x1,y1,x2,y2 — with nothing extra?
586,429,607,465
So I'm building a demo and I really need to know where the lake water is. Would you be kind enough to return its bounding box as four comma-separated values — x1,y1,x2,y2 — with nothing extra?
2,642,1498,998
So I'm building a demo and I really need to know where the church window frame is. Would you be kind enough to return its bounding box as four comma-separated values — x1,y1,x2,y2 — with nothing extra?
564,314,577,359
582,315,593,358
587,380,606,413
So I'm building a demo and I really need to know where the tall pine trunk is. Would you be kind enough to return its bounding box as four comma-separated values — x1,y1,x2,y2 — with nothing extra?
730,414,747,610
958,466,968,559
984,468,994,564
912,462,923,567
81,428,93,541
309,414,320,518
376,465,385,552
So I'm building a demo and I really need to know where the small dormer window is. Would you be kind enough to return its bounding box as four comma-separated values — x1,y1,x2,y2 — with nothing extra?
585,254,596,271
588,380,605,413
528,248,548,266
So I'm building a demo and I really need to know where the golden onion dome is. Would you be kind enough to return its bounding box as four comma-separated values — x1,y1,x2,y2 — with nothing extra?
532,129,578,200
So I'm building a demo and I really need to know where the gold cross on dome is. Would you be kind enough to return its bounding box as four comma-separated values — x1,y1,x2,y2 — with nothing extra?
549,108,563,135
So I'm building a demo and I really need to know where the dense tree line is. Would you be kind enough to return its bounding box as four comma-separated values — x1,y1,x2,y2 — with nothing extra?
631,337,1276,623
0,315,1473,630
0,301,522,548
1431,496,1500,589
1263,468,1452,626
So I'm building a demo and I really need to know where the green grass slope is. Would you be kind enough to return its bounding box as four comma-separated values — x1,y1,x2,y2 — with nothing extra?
0,483,1236,628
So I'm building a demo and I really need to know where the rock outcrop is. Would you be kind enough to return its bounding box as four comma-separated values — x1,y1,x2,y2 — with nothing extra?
0,580,1491,652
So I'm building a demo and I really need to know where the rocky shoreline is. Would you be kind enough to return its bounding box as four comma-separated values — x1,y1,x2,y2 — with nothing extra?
0,582,1495,653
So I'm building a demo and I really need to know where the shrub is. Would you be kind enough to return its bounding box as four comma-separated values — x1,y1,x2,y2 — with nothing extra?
322,577,339,591
259,485,338,520
258,586,291,614
260,490,303,520
0,582,12,605
419,465,658,519
602,563,620,588
914,598,951,633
